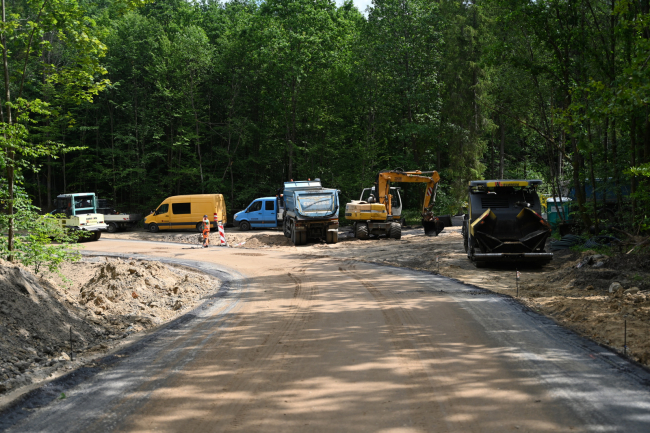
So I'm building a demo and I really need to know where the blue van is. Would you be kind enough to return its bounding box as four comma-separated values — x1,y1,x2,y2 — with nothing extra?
233,197,283,231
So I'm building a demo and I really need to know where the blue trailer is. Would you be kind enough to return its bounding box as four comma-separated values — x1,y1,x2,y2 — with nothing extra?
233,179,340,245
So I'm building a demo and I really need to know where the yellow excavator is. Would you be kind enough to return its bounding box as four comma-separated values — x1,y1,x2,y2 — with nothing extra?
345,170,451,239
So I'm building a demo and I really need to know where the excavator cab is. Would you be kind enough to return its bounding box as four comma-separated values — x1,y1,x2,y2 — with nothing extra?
360,187,403,225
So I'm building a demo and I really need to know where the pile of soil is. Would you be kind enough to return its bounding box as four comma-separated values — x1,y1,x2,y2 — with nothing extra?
227,232,294,248
0,257,219,396
153,230,294,248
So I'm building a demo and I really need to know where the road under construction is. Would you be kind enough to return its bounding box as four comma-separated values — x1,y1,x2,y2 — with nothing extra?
1,238,649,432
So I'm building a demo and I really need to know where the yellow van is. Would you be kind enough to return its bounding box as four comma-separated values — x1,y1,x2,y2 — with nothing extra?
144,194,227,233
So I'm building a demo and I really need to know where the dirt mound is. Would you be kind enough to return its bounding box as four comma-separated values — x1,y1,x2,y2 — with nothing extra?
80,259,216,322
0,257,219,396
227,232,294,248
0,260,109,394
154,230,293,248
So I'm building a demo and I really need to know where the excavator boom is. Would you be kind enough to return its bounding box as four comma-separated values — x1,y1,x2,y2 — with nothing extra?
375,170,450,236
376,170,441,216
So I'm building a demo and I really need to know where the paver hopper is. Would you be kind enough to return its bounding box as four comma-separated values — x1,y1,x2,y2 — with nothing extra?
462,180,553,267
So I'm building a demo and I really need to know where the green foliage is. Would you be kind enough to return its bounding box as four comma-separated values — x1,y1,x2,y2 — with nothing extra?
8,0,648,233
0,187,80,273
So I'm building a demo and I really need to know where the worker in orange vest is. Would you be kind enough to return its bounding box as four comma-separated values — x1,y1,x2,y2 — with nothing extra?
202,215,211,248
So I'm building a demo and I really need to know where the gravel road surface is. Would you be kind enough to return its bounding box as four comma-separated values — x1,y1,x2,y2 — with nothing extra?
2,239,650,432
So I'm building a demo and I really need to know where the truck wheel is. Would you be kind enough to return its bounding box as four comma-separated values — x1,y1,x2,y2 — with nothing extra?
390,222,401,239
326,230,338,244
291,227,304,245
474,261,487,268
283,220,291,238
239,221,251,231
149,223,160,233
355,223,369,240
107,223,117,233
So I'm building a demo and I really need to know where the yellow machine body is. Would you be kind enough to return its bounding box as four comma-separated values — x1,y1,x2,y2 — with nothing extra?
345,201,387,221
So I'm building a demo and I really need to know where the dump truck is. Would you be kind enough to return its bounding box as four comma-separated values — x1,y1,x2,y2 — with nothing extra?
462,180,553,267
280,179,340,245
49,193,108,241
346,170,451,240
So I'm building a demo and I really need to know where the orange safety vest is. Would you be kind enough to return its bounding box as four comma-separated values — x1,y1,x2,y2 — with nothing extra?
202,219,210,236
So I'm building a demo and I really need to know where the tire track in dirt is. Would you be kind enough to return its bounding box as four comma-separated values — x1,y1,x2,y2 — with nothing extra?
77,269,247,433
338,262,466,433
181,264,316,432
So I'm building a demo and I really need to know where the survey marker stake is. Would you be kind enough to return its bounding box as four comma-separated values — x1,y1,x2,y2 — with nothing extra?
516,269,520,297
70,327,74,361
623,319,627,356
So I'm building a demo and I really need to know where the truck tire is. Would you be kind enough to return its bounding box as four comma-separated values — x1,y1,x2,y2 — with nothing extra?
107,223,117,233
326,230,338,244
283,219,291,238
389,222,401,239
355,223,369,240
291,227,306,246
149,223,160,233
239,221,251,231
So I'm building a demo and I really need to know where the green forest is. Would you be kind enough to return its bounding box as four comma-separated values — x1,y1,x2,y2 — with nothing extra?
2,0,650,240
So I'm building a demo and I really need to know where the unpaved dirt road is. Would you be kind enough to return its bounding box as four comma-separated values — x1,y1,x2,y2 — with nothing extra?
3,238,650,432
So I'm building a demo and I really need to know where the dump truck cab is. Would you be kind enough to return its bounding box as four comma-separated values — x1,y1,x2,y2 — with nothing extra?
462,180,553,267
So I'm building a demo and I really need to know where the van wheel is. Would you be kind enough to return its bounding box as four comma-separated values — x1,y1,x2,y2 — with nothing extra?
149,223,159,233
196,222,203,232
240,221,251,231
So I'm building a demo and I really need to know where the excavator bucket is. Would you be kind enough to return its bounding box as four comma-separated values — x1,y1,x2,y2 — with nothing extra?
423,214,452,236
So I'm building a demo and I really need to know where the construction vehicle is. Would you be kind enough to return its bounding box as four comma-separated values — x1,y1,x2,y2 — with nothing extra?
96,199,143,233
359,186,405,226
234,196,285,230
49,193,108,241
145,194,227,233
279,179,340,245
462,180,553,267
345,170,451,239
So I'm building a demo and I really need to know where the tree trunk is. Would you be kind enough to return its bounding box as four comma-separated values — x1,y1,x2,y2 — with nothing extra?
571,133,591,227
499,118,505,178
631,115,637,226
2,0,15,259
47,155,52,212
